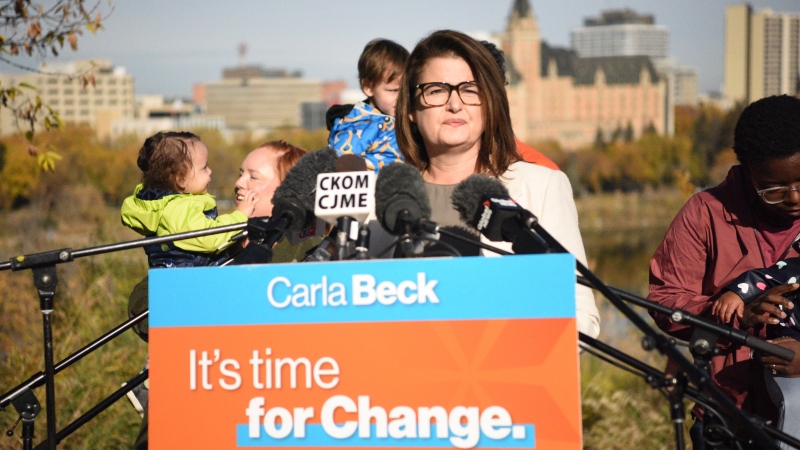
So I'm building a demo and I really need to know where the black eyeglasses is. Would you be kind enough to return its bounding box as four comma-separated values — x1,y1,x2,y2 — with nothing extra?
415,81,482,106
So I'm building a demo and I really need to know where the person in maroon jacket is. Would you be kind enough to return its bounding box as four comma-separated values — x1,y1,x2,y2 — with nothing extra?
648,95,800,449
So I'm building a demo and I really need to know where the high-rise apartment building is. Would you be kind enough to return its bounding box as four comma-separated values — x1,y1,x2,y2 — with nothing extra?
724,4,800,104
0,59,134,139
571,9,669,60
571,8,697,108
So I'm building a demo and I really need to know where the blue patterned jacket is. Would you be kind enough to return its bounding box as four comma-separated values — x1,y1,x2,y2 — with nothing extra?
327,101,404,173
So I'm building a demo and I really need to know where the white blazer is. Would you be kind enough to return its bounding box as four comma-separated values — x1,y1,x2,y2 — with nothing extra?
485,161,600,338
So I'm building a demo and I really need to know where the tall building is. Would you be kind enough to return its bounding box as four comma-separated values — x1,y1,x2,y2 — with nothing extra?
503,0,668,149
203,65,322,132
572,8,697,108
0,59,135,139
725,4,800,104
652,58,699,108
672,65,699,106
571,9,669,60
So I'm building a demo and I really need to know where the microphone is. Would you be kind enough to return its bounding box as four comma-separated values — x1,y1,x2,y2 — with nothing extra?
314,154,374,260
371,164,507,257
374,163,432,257
266,147,337,235
375,163,431,235
451,174,552,255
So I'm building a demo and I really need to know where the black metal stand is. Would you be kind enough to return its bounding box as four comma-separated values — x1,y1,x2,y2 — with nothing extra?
31,370,148,450
6,389,41,450
5,250,74,450
668,373,688,450
1,310,149,411
524,219,782,449
580,333,800,449
1,222,245,449
576,276,794,362
581,333,694,449
1,309,148,449
335,217,354,260
417,218,794,448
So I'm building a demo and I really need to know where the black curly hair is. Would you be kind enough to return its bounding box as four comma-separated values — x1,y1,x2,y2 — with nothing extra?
734,95,800,167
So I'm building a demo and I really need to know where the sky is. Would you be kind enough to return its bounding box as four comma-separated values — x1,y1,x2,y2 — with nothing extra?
9,0,800,99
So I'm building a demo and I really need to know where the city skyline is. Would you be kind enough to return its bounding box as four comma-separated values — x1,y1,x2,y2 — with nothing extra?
4,0,800,99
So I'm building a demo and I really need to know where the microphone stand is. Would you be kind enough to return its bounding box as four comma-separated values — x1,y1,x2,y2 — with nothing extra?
574,276,800,449
580,333,703,448
354,225,370,260
419,220,514,255
575,277,795,363
580,333,800,449
406,219,793,448
525,219,784,449
0,222,245,449
335,217,355,261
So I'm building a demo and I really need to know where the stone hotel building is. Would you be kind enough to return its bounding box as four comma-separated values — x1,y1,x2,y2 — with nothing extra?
501,0,668,149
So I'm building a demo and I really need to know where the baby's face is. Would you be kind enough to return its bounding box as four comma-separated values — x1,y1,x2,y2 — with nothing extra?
364,76,402,117
183,140,211,195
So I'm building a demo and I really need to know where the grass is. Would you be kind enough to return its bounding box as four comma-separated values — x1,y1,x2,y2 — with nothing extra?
576,187,697,449
0,189,148,450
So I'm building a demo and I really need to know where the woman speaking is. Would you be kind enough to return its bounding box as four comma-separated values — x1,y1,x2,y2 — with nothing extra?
395,30,600,338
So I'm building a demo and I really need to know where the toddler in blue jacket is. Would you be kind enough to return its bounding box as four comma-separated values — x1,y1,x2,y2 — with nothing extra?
327,39,409,173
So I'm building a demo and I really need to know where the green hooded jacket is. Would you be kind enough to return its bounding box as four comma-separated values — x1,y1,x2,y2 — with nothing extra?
121,184,247,253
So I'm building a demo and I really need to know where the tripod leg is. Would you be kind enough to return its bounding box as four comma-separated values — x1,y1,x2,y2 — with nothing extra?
668,374,687,450
41,308,56,450
22,419,34,450
32,266,58,450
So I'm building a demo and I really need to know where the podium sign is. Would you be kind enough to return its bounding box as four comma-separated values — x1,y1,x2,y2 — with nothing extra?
149,254,581,449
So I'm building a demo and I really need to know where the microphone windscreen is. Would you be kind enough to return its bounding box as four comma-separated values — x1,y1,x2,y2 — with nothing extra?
273,147,338,213
451,174,509,225
335,154,369,173
375,163,432,234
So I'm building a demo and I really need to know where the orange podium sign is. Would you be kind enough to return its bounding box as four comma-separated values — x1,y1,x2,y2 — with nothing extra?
149,254,581,449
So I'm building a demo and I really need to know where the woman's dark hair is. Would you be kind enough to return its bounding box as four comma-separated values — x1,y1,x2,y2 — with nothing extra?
254,140,307,181
395,30,519,177
137,131,200,191
358,39,410,89
734,95,800,167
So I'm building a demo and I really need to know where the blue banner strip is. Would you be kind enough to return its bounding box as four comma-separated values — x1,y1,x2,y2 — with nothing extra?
150,254,575,328
235,423,535,448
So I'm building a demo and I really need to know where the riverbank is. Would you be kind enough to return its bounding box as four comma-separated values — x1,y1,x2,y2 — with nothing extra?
577,186,689,235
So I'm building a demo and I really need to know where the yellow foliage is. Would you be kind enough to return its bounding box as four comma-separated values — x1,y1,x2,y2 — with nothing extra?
0,125,333,211
0,142,39,208
37,149,62,172
575,133,706,193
